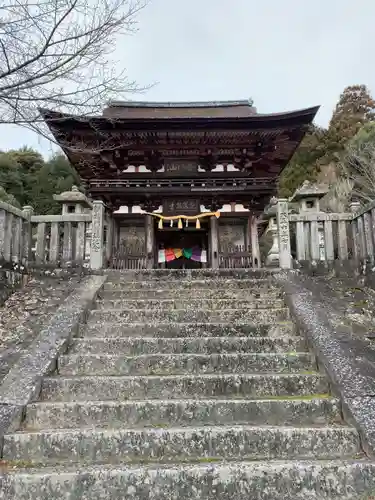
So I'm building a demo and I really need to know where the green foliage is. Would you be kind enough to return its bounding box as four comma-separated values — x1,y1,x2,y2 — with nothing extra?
349,121,375,149
0,148,81,212
327,85,375,150
0,186,21,208
278,125,326,198
279,84,375,199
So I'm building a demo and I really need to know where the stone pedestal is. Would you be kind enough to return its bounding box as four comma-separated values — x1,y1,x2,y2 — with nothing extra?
265,216,280,267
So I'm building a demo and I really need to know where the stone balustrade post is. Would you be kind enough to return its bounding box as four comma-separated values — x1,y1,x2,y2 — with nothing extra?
22,205,34,266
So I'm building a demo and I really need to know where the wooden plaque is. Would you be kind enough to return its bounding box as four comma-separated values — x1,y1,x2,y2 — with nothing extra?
164,160,198,175
163,198,200,215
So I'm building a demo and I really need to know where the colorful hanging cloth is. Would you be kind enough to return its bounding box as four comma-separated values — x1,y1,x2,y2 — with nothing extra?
191,247,207,263
158,247,207,263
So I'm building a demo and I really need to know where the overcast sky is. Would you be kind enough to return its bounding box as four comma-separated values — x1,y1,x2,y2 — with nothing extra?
1,0,374,156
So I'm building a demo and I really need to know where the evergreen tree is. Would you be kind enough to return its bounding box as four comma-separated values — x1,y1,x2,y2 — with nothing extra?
278,125,326,198
326,85,375,152
0,149,81,212
0,153,25,205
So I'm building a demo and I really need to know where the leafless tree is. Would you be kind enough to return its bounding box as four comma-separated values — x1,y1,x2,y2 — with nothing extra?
339,141,375,205
0,0,148,136
321,177,353,213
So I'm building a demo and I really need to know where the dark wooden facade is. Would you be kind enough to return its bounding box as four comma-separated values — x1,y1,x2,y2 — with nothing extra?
41,100,318,268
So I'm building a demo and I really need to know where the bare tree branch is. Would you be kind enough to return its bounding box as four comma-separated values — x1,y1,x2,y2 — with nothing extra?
339,141,375,204
0,0,150,138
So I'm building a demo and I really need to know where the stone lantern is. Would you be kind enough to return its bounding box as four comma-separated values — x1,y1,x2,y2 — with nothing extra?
290,180,328,214
53,185,92,214
53,186,93,261
263,197,279,266
290,180,329,261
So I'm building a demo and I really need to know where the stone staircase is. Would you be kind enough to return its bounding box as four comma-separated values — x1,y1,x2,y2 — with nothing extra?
2,270,375,499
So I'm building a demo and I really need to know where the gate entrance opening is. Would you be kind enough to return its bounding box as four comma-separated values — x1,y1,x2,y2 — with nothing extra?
156,225,209,269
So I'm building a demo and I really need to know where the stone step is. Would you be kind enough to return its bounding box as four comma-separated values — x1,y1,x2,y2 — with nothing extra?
69,336,305,356
81,321,296,338
105,269,278,281
24,398,342,430
40,373,329,402
99,288,283,300
95,298,286,311
2,460,374,500
58,352,316,376
3,426,360,464
88,307,290,323
103,278,277,291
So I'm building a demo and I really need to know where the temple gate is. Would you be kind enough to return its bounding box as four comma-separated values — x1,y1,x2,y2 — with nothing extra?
40,100,318,269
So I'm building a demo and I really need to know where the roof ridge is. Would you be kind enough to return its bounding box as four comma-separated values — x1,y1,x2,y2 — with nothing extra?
106,100,254,108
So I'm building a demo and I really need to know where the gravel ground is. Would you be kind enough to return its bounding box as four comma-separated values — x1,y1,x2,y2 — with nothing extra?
305,275,375,337
0,275,82,383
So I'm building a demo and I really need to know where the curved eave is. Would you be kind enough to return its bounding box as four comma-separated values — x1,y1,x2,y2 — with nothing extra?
39,106,319,132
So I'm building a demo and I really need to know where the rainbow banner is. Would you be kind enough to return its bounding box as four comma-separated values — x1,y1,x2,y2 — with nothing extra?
158,247,207,263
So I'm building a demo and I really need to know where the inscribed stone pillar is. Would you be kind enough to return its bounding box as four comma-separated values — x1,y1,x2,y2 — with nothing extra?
209,216,219,269
276,198,292,269
90,201,105,270
145,215,155,269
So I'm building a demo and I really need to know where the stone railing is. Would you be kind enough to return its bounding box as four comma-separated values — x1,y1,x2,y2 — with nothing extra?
351,200,375,264
273,197,375,271
0,202,32,302
0,198,113,271
288,212,353,263
31,213,92,267
0,202,32,267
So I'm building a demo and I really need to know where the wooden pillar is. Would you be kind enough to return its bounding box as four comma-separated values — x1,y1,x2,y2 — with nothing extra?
113,219,120,249
250,215,261,268
105,216,114,266
145,214,155,269
90,200,105,270
276,198,292,269
209,216,219,269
